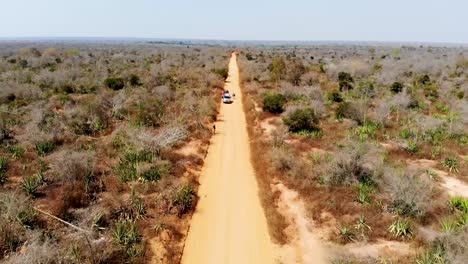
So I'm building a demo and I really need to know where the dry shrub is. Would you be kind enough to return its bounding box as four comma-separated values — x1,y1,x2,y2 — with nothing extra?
3,232,64,264
324,141,383,186
381,166,433,219
271,125,288,147
437,227,468,264
133,125,189,154
270,147,295,173
52,150,95,182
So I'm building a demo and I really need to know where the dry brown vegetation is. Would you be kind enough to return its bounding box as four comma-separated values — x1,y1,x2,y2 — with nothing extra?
238,45,468,263
0,42,229,263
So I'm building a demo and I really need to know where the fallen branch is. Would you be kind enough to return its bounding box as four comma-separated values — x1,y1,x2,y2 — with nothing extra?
33,206,90,233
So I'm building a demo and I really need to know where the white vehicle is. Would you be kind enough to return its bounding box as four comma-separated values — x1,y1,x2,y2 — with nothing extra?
223,93,233,104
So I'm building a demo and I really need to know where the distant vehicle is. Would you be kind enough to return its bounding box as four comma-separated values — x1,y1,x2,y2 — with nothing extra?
223,93,233,104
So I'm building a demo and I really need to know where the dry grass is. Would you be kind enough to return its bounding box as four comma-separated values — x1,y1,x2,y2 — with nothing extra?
0,43,229,263
237,46,467,261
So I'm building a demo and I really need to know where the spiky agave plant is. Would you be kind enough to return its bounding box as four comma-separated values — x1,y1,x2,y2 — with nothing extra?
442,157,459,173
338,225,355,243
388,218,412,238
439,217,459,233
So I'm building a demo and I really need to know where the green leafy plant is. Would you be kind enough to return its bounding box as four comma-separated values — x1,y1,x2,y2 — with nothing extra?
172,184,194,216
132,98,165,127
140,163,171,182
22,175,41,198
35,141,55,156
442,157,459,173
335,102,364,125
388,218,412,238
449,197,468,213
115,149,154,183
7,145,25,159
129,74,142,86
399,128,414,139
0,157,8,185
338,226,355,243
355,122,378,141
113,217,141,257
327,89,344,103
356,183,373,204
104,77,125,90
405,140,419,154
390,81,403,93
338,72,354,91
130,190,146,219
415,247,446,264
262,92,287,114
283,108,319,132
440,217,459,233
212,68,229,79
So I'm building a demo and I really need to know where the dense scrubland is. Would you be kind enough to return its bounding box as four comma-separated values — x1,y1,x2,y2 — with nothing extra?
238,45,468,263
0,43,229,263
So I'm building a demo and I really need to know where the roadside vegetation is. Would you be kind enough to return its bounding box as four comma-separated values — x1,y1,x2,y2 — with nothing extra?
0,43,228,263
239,45,467,263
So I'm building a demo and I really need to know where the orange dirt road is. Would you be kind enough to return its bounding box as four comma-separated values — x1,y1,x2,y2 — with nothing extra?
181,53,276,264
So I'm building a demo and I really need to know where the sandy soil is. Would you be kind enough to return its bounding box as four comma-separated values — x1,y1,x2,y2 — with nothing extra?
411,159,468,197
275,183,328,264
181,53,276,264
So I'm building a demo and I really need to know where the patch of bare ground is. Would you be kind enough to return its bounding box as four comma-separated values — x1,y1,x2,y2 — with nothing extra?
410,159,468,197
274,183,328,264
338,240,414,260
260,116,282,138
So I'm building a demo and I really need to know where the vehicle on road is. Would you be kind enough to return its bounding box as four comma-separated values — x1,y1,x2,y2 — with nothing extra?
223,93,233,104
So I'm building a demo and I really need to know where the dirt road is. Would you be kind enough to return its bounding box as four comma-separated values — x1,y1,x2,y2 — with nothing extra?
181,53,276,264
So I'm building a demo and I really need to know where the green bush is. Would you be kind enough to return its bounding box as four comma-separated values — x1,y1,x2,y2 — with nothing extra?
390,82,404,93
405,140,420,154
140,163,171,182
262,93,287,114
399,128,415,139
212,68,229,79
35,141,55,156
129,74,142,86
132,99,164,127
172,184,195,216
335,102,364,125
0,157,8,185
338,72,354,91
417,74,431,85
283,108,319,132
104,77,125,90
355,122,378,141
326,89,344,103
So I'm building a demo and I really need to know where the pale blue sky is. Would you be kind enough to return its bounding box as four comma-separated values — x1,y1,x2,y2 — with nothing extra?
1,0,467,43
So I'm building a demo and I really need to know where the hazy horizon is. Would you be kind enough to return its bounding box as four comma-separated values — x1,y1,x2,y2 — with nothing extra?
1,0,468,44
